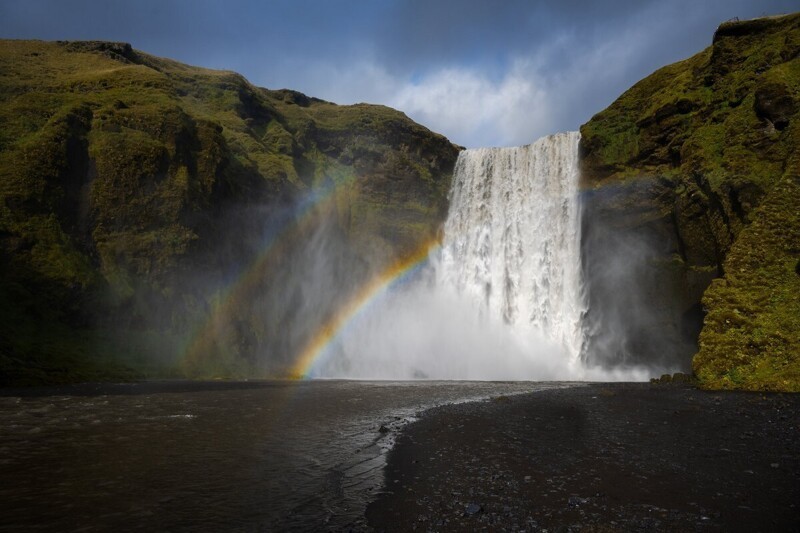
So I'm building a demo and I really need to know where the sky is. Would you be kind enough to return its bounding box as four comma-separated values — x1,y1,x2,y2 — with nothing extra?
1,0,796,147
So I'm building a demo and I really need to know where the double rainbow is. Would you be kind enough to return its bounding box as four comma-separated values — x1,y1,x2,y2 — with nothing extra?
181,175,353,372
181,173,441,379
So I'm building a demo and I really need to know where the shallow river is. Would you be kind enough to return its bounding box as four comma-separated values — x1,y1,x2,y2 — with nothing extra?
0,380,570,531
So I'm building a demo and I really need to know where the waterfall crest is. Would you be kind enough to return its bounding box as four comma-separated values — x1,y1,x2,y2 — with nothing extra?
438,132,585,360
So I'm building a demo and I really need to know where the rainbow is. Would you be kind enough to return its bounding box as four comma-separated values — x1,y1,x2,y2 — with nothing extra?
180,174,355,373
289,238,440,379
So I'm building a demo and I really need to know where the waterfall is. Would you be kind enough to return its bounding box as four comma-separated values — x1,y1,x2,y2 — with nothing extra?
315,131,650,380
438,132,585,361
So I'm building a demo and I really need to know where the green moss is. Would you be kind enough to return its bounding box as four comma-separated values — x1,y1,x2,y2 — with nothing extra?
580,13,800,390
693,156,800,392
582,14,799,188
0,38,459,384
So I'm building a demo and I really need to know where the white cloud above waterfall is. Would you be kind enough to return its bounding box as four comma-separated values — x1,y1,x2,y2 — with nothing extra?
381,33,648,148
389,63,551,148
2,0,798,147
296,32,645,147
276,58,556,147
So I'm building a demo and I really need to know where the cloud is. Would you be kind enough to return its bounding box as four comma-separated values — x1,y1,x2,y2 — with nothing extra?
284,0,800,148
261,56,549,148
275,1,696,148
317,1,697,147
3,0,797,147
389,63,551,148
289,25,652,148
275,59,553,148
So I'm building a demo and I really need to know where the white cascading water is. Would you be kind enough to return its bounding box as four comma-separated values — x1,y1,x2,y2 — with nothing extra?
438,131,585,361
314,131,649,380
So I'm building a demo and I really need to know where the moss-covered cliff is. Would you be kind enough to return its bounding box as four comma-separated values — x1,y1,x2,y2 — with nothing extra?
0,40,459,384
580,13,799,390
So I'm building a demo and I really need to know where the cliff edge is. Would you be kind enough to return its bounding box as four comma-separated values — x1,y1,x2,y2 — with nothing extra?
580,13,799,390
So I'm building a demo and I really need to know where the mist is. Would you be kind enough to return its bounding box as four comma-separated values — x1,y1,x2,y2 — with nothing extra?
133,136,697,382
313,266,571,380
299,134,661,382
580,178,706,374
310,260,654,382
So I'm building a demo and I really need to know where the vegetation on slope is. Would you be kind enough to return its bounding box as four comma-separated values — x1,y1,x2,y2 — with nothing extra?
580,13,799,390
695,162,800,391
0,40,459,385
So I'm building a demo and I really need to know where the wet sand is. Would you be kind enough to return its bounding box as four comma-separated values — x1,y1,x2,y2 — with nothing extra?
367,383,799,532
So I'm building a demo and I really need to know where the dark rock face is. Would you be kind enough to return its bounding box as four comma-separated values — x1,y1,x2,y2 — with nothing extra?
754,80,796,130
579,13,800,389
0,39,459,384
580,178,712,371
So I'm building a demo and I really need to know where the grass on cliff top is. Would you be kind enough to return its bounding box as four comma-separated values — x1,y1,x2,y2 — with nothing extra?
0,39,448,189
580,12,799,191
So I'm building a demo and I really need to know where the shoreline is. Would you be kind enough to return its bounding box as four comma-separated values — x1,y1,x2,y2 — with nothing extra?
366,383,799,532
5,379,798,530
0,378,583,398
0,380,569,531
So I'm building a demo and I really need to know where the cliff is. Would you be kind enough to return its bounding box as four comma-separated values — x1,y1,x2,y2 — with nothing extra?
0,40,459,384
4,15,799,389
580,13,800,390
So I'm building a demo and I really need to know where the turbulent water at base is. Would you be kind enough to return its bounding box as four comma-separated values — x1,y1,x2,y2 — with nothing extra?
438,132,585,360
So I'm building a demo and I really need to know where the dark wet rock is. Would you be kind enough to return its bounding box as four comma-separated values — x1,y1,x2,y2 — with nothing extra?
754,80,796,131
464,503,482,516
650,372,697,385
567,496,588,508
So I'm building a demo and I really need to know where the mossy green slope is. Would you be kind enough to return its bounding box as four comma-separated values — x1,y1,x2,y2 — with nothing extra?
0,40,459,384
580,13,800,390
695,162,800,391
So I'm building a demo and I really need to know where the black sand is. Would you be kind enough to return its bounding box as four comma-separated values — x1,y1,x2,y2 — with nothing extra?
366,383,799,532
